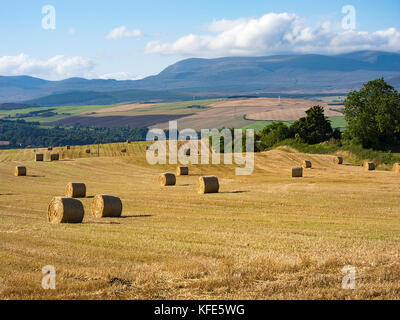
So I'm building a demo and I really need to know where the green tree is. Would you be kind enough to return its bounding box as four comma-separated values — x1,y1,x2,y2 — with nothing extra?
344,78,400,150
260,122,292,149
291,105,333,144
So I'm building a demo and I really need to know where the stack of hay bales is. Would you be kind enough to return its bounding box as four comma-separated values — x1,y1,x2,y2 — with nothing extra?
198,176,219,194
50,153,59,161
334,156,343,164
15,166,26,176
364,162,375,171
176,166,189,176
292,167,303,177
159,173,176,186
65,182,86,198
91,195,122,218
47,197,84,224
302,160,312,168
35,154,44,162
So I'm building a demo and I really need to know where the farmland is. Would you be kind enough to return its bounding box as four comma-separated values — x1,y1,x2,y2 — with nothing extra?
0,142,399,299
0,97,345,131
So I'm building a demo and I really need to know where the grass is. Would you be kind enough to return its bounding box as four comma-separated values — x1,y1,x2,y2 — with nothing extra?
0,105,116,123
0,141,399,299
241,116,347,132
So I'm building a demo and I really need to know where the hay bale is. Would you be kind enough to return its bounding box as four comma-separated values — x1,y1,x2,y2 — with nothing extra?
35,153,44,162
198,176,219,194
15,166,26,176
334,156,343,164
121,148,127,153
47,197,84,224
50,153,59,161
86,149,91,154
393,163,400,173
292,167,303,177
65,182,86,198
158,173,176,186
47,147,53,151
302,160,312,168
176,166,189,176
364,162,375,171
91,195,122,218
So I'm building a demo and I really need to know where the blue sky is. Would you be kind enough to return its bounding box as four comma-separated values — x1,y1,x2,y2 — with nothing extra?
0,0,399,80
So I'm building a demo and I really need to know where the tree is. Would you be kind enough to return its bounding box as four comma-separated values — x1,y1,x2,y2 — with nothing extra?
260,122,292,149
291,105,333,144
344,78,400,150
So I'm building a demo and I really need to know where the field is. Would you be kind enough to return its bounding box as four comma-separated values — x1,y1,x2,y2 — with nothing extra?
0,97,345,131
0,142,399,299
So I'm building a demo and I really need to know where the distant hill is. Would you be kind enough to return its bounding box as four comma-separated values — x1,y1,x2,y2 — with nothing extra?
25,89,191,106
0,50,399,103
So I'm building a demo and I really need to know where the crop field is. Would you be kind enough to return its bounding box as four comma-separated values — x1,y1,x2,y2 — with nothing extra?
0,142,399,299
0,98,345,131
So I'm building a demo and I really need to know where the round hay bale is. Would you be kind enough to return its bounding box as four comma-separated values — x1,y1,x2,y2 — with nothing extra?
302,160,312,168
47,197,84,224
86,149,91,154
121,148,127,153
50,153,59,161
334,156,343,164
35,153,44,162
158,173,176,186
364,162,375,171
292,167,303,177
198,176,219,194
65,182,86,198
176,166,189,176
91,195,122,218
15,166,26,176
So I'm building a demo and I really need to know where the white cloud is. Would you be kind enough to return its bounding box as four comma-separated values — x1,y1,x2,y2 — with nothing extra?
99,72,144,80
145,12,400,57
0,53,96,80
106,26,142,39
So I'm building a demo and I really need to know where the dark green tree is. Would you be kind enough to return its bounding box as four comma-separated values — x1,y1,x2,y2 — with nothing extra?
260,122,292,149
291,105,333,144
344,78,400,149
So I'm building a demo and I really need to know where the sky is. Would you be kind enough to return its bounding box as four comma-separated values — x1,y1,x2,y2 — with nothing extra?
0,0,399,80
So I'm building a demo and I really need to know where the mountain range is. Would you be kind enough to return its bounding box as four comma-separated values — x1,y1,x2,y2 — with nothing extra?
0,50,399,105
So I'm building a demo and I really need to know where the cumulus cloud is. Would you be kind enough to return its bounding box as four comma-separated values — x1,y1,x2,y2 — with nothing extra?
145,13,400,57
99,72,144,80
0,53,95,80
106,26,142,39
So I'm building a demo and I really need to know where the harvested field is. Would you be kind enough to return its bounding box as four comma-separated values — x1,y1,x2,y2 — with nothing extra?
0,142,399,299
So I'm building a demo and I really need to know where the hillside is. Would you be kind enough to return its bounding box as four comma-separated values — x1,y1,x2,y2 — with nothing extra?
0,142,399,299
0,51,399,103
